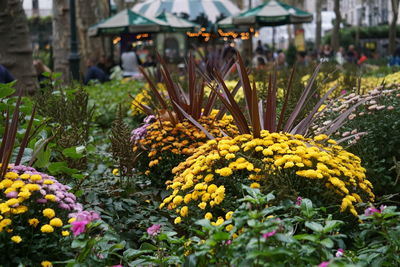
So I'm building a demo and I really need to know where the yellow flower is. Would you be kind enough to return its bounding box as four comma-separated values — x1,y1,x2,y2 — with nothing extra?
112,169,119,176
28,218,39,227
50,218,63,227
40,224,54,233
11,235,22,243
43,208,55,219
250,183,260,189
62,231,70,236
174,217,182,224
211,217,224,226
6,198,19,206
18,191,31,199
43,179,54,185
204,212,213,220
41,261,53,267
172,195,183,205
24,183,40,191
217,167,233,177
207,184,218,194
30,174,42,181
45,194,57,202
225,224,234,231
19,173,30,179
225,211,234,220
198,202,207,210
5,172,18,179
68,217,76,223
180,206,188,217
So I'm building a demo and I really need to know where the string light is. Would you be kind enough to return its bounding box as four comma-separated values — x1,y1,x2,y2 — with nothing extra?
136,33,149,40
113,36,121,45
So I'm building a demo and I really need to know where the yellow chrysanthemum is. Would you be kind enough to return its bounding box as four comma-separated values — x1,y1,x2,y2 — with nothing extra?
40,224,54,233
11,235,22,243
43,208,55,219
50,218,63,227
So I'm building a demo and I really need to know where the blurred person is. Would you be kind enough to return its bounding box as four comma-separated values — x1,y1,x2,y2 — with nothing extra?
121,45,142,78
33,59,51,84
389,47,400,66
143,54,156,68
346,45,359,64
97,55,114,76
255,40,265,54
252,50,268,68
84,58,109,85
336,47,346,65
265,50,273,62
357,52,368,65
296,51,308,66
0,64,15,84
256,57,267,70
320,44,333,62
276,52,287,69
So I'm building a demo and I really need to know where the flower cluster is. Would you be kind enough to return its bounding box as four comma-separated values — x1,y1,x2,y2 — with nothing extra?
161,131,374,224
130,83,168,116
69,210,101,236
0,165,82,242
311,86,400,143
133,112,238,186
303,71,400,98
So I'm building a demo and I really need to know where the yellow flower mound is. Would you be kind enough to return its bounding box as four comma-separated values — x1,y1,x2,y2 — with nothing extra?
137,113,238,171
163,131,374,222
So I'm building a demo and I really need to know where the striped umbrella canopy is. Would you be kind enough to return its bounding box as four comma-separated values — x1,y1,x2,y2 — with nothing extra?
89,9,168,36
233,0,313,26
132,0,240,22
156,11,199,31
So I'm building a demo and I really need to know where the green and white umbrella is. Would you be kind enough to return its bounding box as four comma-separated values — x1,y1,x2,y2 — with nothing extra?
89,9,168,36
233,0,313,27
155,11,199,31
132,0,240,22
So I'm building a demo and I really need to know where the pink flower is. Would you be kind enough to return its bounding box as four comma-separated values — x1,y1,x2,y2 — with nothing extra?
318,261,330,267
295,197,302,206
341,90,347,95
225,240,232,245
71,220,88,236
112,265,123,267
364,206,381,216
262,230,277,239
5,192,18,198
147,224,161,236
380,205,387,212
335,248,345,257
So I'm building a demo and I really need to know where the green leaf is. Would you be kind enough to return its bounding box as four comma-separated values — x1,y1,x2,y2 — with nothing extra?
34,147,51,168
322,220,343,233
301,199,316,217
294,234,318,242
48,162,79,175
62,146,85,159
212,231,230,241
139,242,157,251
320,238,334,248
72,174,85,179
71,239,87,249
0,85,15,98
305,221,323,232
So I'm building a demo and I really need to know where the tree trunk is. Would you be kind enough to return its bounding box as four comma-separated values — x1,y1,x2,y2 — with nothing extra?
331,0,341,52
315,0,322,50
389,0,400,55
0,0,37,93
52,0,71,82
76,0,110,70
114,0,126,11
